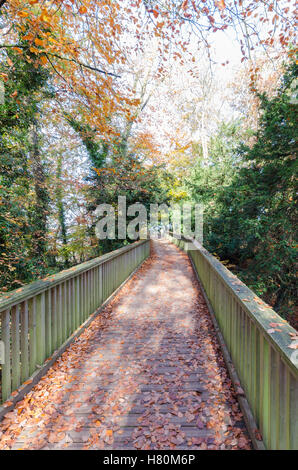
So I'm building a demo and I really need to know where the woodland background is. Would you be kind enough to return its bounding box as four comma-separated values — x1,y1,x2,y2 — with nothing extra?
0,1,297,327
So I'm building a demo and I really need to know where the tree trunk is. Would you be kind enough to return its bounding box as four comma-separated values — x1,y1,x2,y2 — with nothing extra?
201,111,209,163
56,155,69,267
30,121,49,267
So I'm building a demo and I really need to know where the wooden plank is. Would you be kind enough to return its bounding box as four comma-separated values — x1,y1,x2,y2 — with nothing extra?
75,276,80,329
82,272,86,323
87,270,91,317
91,268,95,314
11,305,21,390
72,277,76,332
289,370,298,450
250,322,257,419
278,361,290,449
244,314,250,395
102,262,106,302
67,279,72,338
262,338,271,447
20,301,29,383
51,287,57,352
1,309,11,402
94,267,99,310
254,326,261,425
57,284,62,348
98,265,103,306
62,282,67,343
45,290,52,358
269,347,280,449
28,297,37,376
36,292,46,366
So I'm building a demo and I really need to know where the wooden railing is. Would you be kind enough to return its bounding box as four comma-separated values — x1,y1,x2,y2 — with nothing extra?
0,239,150,404
169,233,298,450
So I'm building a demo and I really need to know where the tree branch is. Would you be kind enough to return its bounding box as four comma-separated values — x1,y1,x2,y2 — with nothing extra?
46,52,121,78
0,44,120,78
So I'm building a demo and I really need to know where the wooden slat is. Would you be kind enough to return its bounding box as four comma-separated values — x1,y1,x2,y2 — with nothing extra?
57,284,62,348
20,301,29,382
72,277,76,332
67,279,72,338
75,276,80,329
1,309,11,402
36,293,46,366
29,298,37,375
289,370,298,449
98,265,102,306
62,282,67,343
11,305,21,390
45,290,52,358
270,347,280,449
51,288,58,352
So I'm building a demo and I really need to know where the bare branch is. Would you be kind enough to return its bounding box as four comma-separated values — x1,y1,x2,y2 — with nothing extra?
46,52,120,78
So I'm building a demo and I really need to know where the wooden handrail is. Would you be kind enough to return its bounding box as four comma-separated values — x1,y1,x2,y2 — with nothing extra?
0,240,148,312
0,239,150,404
168,232,298,450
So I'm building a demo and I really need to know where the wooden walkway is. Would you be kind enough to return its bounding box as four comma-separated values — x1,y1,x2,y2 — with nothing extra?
0,240,251,450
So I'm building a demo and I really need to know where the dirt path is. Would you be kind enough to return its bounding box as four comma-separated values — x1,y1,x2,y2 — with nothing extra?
0,240,251,450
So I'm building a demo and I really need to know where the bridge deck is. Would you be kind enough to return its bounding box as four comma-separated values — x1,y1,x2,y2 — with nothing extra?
0,240,251,450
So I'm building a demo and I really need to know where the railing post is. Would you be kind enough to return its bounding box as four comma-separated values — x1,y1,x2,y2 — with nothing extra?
21,301,29,383
45,291,52,359
36,292,46,367
51,288,58,352
1,309,11,402
11,305,21,391
29,298,37,375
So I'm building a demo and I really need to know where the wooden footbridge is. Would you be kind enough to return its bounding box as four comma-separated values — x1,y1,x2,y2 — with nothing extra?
0,236,297,450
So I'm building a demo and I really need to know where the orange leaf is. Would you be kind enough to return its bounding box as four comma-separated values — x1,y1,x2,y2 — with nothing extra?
23,33,34,41
35,38,44,47
3,401,13,407
0,73,8,82
217,0,226,10
29,46,39,54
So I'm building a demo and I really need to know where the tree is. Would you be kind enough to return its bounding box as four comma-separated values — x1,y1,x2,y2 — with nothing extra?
0,43,51,288
187,61,297,325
